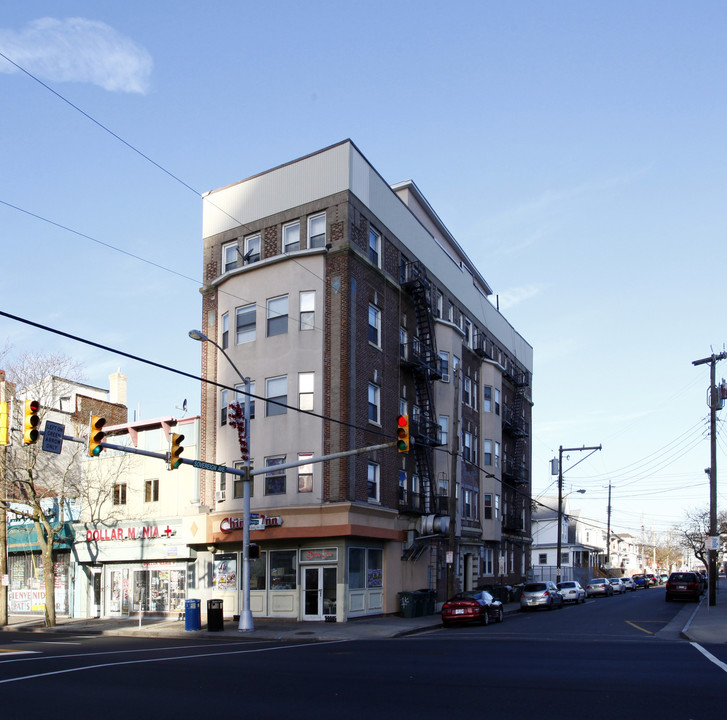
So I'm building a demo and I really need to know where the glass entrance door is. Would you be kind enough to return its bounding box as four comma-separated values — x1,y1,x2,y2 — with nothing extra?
303,566,337,620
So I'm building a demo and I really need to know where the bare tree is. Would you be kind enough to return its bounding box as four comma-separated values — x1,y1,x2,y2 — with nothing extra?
675,507,727,573
1,353,127,626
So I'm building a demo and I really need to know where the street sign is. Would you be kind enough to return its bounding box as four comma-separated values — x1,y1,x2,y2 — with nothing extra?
706,535,721,551
42,421,65,454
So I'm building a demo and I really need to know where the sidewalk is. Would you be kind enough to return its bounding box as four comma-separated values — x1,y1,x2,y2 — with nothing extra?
2,587,725,643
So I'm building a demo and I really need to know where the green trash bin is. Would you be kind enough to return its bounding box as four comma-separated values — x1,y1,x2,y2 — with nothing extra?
417,589,435,616
399,591,417,618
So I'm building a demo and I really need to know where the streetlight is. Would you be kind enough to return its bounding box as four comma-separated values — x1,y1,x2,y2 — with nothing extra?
189,329,254,632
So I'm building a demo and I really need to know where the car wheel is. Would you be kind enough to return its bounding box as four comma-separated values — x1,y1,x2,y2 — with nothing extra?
497,608,504,623
481,610,489,626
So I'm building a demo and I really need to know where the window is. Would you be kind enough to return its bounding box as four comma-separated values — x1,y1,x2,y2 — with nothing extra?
561,552,570,565
494,388,501,415
368,227,381,267
495,494,500,520
233,460,252,499
463,489,473,519
484,548,494,575
462,431,473,463
308,213,326,248
298,372,314,411
439,351,449,381
283,221,300,252
349,548,383,589
264,456,286,495
484,494,492,520
113,483,127,505
495,441,501,468
368,383,380,424
266,376,287,416
244,234,260,264
221,389,228,426
367,462,380,502
267,295,289,336
270,550,296,589
436,291,443,319
539,553,548,565
144,479,159,503
236,304,256,344
484,439,492,466
464,317,472,347
484,385,492,412
439,415,449,446
222,241,238,273
221,312,229,350
463,377,472,407
299,291,315,331
399,326,408,360
298,453,313,493
368,304,381,346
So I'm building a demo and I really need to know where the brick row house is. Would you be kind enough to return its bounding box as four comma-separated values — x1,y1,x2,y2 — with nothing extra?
194,140,533,621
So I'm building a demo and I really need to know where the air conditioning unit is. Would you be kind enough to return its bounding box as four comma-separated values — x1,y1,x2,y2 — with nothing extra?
215,491,225,502
440,373,450,383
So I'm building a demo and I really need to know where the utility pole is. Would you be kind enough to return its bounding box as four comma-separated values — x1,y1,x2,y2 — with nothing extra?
692,350,726,607
606,481,612,568
556,444,602,584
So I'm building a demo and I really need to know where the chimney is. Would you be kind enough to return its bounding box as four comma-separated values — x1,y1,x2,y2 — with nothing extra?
108,369,127,406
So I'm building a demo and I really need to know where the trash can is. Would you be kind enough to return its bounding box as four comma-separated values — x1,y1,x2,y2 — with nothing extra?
207,599,224,632
399,591,417,618
417,589,436,616
185,599,201,631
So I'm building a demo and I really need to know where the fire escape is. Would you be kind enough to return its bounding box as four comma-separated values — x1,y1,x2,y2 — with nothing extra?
399,261,443,559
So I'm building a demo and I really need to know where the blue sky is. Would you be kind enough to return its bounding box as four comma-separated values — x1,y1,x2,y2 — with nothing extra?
1,2,725,540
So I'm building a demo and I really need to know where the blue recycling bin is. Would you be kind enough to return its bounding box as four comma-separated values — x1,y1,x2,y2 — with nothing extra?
185,599,201,631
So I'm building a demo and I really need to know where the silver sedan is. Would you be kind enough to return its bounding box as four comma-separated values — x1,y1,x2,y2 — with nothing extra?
557,580,586,603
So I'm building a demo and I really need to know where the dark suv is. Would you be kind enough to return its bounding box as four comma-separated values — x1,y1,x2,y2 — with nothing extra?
665,572,702,602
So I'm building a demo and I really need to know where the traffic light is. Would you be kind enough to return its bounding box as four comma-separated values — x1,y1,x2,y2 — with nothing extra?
88,415,106,456
169,433,185,470
23,400,40,445
0,402,9,446
396,414,410,452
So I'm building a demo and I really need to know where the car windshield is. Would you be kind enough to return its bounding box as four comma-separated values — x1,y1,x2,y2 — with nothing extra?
589,579,604,584
524,583,547,592
670,573,695,582
558,582,574,588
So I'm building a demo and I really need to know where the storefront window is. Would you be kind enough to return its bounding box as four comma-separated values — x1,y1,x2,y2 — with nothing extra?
366,549,383,588
250,553,266,590
132,566,188,612
270,550,296,590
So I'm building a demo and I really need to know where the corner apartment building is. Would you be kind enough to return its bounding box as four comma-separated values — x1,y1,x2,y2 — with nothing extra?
195,140,533,621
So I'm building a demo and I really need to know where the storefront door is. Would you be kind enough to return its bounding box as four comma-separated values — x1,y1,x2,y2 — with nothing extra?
302,566,337,620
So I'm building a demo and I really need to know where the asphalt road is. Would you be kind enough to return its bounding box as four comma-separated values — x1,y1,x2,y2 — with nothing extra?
0,589,724,720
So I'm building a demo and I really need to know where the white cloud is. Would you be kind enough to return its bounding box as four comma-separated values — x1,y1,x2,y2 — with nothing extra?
0,17,152,93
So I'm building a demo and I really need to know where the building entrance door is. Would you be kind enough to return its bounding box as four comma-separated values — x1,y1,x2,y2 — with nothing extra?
302,566,337,620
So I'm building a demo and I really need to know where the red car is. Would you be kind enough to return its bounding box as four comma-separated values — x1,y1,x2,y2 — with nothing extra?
665,572,702,602
441,590,504,627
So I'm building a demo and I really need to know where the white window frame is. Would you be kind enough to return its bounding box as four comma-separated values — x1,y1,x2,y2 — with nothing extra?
266,376,288,416
299,290,315,331
298,372,314,411
484,439,492,466
368,304,381,347
367,461,380,502
222,241,238,273
267,295,289,337
368,383,380,425
439,415,449,446
221,312,229,350
244,234,260,264
264,455,286,495
297,453,313,493
308,213,326,248
283,221,300,252
236,304,256,344
368,227,381,267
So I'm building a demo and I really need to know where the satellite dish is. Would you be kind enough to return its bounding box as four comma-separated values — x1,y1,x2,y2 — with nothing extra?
183,399,188,412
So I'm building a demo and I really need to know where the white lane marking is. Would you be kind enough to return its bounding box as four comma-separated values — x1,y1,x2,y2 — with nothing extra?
0,640,347,684
691,642,727,673
0,650,40,656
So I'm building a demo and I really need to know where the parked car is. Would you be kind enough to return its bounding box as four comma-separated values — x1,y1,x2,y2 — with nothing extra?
665,572,702,602
632,574,646,588
608,578,626,594
659,573,669,584
645,573,658,586
520,581,565,611
585,578,613,597
557,580,586,604
620,576,636,591
441,590,504,627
